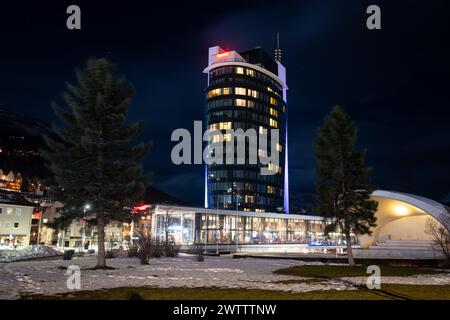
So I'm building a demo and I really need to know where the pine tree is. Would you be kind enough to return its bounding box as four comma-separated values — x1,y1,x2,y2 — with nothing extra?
43,58,150,269
314,106,378,266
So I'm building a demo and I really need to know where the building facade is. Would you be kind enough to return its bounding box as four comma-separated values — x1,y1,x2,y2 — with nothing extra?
151,205,349,247
152,189,450,256
58,220,124,250
204,46,289,213
0,191,34,247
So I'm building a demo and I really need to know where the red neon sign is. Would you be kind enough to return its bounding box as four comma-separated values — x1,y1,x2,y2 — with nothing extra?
217,51,230,59
133,204,151,212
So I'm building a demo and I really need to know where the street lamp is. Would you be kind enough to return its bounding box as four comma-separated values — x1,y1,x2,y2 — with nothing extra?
82,204,91,250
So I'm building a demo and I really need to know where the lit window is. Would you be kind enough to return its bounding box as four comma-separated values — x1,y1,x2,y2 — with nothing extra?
259,126,266,134
258,149,267,157
244,195,255,203
212,134,232,143
267,186,275,194
270,97,277,105
207,88,231,98
276,144,282,152
269,119,278,128
255,209,266,213
248,90,258,98
235,99,246,107
235,87,246,95
6,208,12,215
209,122,232,130
267,163,281,174
208,88,220,98
246,69,255,77
236,67,244,74
270,108,278,117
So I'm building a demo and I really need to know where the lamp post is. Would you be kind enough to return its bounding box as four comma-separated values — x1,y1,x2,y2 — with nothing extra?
234,184,240,253
36,210,42,245
82,204,90,251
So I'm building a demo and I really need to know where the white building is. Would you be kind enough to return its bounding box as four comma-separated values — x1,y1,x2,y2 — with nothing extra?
0,191,34,248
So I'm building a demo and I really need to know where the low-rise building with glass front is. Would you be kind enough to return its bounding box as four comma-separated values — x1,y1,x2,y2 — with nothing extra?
151,205,348,248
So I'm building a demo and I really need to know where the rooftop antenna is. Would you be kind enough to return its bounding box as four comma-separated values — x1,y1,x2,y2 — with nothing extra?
275,32,282,62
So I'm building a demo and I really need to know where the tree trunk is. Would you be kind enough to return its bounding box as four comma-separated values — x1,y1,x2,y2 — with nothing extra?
345,230,355,266
96,212,107,269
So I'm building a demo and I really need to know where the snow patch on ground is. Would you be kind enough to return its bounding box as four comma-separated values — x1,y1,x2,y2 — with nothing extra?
0,254,448,299
0,245,63,263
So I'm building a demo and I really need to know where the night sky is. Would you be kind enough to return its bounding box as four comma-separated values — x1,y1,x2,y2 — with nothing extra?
1,0,449,207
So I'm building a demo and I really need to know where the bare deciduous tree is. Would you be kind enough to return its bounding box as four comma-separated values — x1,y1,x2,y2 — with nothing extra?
426,215,450,266
193,242,204,262
135,229,154,265
162,207,180,257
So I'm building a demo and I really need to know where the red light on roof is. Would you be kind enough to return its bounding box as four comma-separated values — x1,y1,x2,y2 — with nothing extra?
133,204,151,212
217,51,230,59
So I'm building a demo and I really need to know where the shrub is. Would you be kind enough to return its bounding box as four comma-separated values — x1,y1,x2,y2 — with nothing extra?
127,245,139,258
105,249,116,259
193,242,204,262
136,231,153,265
165,242,181,257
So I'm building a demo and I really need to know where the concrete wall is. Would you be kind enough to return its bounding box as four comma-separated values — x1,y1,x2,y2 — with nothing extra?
376,215,435,241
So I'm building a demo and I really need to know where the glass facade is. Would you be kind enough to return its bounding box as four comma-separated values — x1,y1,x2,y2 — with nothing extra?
153,208,355,246
154,212,195,245
205,62,287,213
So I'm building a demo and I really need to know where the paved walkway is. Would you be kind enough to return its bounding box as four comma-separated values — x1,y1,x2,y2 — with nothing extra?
0,254,449,299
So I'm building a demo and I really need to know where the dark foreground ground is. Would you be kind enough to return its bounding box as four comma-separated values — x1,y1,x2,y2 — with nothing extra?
23,264,450,300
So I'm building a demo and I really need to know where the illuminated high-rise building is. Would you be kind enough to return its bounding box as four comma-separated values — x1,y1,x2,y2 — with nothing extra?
203,45,289,213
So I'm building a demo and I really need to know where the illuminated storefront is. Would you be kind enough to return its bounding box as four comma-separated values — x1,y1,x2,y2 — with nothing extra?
152,205,353,246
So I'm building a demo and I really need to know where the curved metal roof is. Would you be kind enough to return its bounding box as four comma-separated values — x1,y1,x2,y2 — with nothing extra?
372,190,450,224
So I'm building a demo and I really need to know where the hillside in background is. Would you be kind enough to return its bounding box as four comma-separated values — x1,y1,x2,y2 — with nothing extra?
0,108,52,179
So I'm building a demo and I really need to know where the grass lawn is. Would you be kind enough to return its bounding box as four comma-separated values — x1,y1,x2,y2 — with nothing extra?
21,265,450,300
273,265,448,278
23,285,450,300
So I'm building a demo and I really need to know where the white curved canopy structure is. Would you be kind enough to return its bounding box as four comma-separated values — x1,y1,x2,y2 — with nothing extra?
359,190,450,248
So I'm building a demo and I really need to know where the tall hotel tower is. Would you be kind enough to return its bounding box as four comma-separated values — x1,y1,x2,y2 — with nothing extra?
203,45,289,213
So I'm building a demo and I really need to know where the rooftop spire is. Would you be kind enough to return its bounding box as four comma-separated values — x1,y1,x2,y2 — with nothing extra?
275,32,282,62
